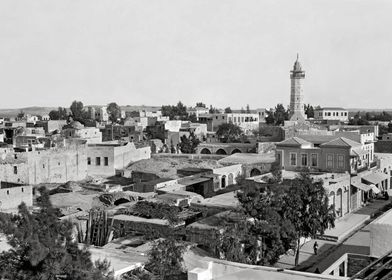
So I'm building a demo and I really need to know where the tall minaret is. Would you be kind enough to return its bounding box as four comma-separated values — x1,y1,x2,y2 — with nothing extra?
289,54,306,122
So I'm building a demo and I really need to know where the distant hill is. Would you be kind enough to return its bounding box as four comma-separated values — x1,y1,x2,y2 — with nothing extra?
0,107,58,118
0,105,162,118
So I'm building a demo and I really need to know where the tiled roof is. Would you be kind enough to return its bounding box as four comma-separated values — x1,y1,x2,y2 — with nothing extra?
277,137,311,146
316,107,347,111
320,137,361,148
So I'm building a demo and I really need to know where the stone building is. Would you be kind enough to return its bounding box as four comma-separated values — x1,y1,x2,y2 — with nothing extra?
61,121,102,144
0,139,88,185
276,136,370,174
87,141,151,177
314,107,349,122
289,54,306,122
198,112,260,134
0,182,33,212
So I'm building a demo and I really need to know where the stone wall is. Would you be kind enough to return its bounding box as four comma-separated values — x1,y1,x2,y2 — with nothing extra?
0,185,33,210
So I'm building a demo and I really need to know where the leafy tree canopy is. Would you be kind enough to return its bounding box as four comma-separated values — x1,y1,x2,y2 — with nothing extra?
107,102,122,123
179,132,200,154
224,107,232,113
216,123,243,143
0,188,113,280
70,100,85,121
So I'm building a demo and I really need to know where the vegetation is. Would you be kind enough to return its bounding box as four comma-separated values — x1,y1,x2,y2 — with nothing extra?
216,123,243,143
209,105,220,114
195,102,206,108
122,238,186,280
179,132,200,154
0,189,113,280
265,104,289,125
132,201,181,224
161,101,188,120
49,107,68,120
70,100,85,121
107,102,122,123
212,171,335,266
224,107,232,113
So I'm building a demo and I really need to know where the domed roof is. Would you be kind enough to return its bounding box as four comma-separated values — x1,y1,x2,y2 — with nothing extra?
68,121,84,130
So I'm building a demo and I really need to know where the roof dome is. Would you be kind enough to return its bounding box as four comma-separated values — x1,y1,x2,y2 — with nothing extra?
68,121,84,129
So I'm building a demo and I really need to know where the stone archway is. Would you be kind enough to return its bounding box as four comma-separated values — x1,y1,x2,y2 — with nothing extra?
329,191,336,214
250,168,262,177
221,175,227,188
113,198,131,206
200,148,212,154
231,149,242,154
216,149,227,155
336,189,343,217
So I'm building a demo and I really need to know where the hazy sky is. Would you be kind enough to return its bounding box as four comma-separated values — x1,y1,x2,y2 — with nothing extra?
0,0,391,109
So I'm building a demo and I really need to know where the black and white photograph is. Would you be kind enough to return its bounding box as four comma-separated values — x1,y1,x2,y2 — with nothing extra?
0,0,392,279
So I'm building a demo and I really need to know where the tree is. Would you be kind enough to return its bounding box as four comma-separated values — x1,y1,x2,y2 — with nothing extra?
145,238,186,279
224,107,232,113
216,123,243,143
70,100,85,120
209,105,219,114
179,133,200,154
107,102,121,123
304,104,315,118
0,188,113,280
274,104,288,125
17,110,25,120
196,102,206,108
283,173,335,265
49,110,60,120
161,101,188,120
49,107,68,120
265,108,275,124
235,183,297,265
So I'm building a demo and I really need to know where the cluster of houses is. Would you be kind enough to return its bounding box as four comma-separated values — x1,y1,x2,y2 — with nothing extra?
2,58,392,279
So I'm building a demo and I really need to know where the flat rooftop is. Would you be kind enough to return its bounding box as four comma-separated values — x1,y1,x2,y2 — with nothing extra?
127,157,227,179
218,152,276,165
192,191,239,209
113,214,169,226
87,245,147,277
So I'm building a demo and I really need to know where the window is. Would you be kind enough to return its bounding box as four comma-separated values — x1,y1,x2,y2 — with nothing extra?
290,153,297,166
311,154,318,167
327,154,334,168
104,157,109,166
337,155,345,169
22,187,24,193
96,157,101,166
43,164,45,168
301,154,308,166
7,190,9,195
13,166,17,174
87,157,91,165
344,112,348,116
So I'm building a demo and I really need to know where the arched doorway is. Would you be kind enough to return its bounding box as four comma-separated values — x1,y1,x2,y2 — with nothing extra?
200,148,212,154
250,168,262,177
221,175,227,188
216,149,227,155
329,191,336,214
336,189,343,217
231,149,241,154
113,198,131,206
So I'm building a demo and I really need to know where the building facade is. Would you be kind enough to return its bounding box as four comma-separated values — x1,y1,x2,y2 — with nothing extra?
314,107,349,122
